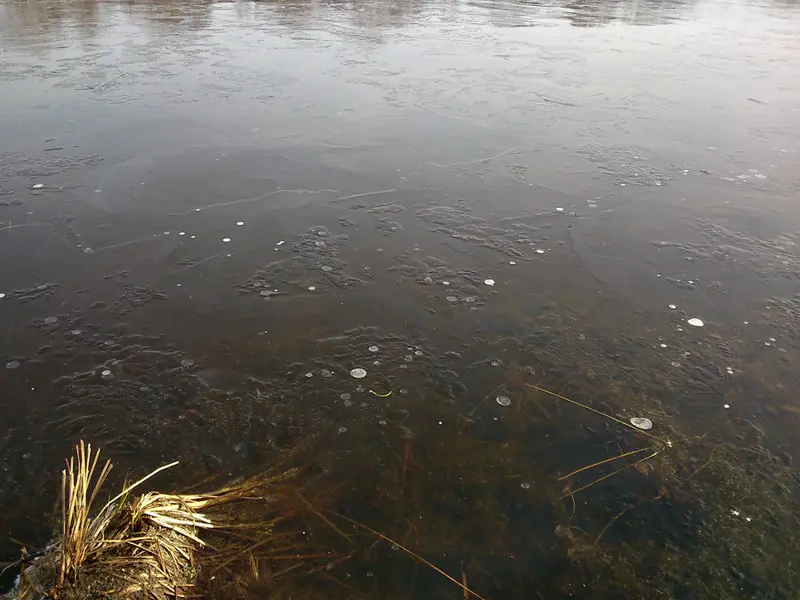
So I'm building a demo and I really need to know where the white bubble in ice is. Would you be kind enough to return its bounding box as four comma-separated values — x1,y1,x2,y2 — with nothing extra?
308,286,316,292
660,343,667,348
276,240,285,246
442,281,450,286
414,350,423,356
520,482,531,490
337,426,347,434
687,318,704,327
179,232,186,236
305,372,313,378
723,404,731,409
630,417,653,430
368,345,379,353
509,261,516,265
0,293,5,299
32,184,44,189
668,304,677,309
484,279,495,286
446,296,458,302
496,395,511,407
350,368,367,379
555,207,564,212
321,265,333,272
222,237,231,243
236,221,244,226
535,249,545,254
100,369,113,380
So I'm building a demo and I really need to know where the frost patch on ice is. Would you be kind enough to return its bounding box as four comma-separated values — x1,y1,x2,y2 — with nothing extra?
630,417,653,430
350,368,367,379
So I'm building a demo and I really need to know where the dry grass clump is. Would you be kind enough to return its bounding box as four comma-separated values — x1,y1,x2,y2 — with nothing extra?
7,441,311,600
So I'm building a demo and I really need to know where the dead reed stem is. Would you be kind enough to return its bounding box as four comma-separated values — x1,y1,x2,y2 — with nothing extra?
328,511,489,600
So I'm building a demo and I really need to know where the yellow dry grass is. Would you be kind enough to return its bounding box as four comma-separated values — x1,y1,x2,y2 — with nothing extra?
13,441,303,600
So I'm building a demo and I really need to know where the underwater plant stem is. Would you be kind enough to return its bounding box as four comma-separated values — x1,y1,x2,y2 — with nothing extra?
525,384,659,439
559,447,653,481
327,511,489,600
560,451,660,499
